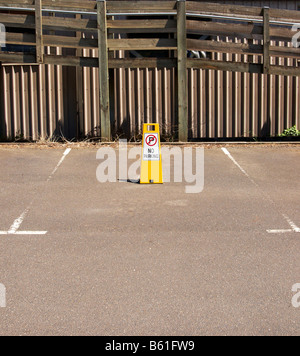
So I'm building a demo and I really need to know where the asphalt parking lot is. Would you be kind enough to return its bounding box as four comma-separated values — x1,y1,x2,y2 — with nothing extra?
0,144,299,336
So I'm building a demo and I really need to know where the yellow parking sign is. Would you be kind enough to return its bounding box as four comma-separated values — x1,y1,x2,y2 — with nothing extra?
140,124,163,184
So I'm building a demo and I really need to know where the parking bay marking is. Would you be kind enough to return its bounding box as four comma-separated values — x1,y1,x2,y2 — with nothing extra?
0,148,71,236
221,148,300,235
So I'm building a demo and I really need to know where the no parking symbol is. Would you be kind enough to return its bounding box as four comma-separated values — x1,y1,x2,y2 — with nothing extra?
145,135,157,147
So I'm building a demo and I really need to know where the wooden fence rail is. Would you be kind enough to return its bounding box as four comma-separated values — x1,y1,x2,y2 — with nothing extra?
0,0,299,141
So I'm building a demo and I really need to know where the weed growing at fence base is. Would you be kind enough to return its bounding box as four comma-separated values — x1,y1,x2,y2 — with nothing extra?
280,126,300,137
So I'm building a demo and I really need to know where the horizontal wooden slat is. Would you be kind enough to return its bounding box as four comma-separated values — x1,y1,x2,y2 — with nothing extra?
109,58,177,69
4,32,98,49
270,46,300,59
0,13,35,28
186,2,263,18
44,54,98,67
0,1,177,14
187,58,263,73
186,2,300,24
44,35,97,49
187,39,300,59
42,0,97,11
5,32,36,45
0,0,35,9
107,19,176,34
187,20,296,42
44,55,177,69
0,14,176,33
106,10,177,15
107,19,176,29
0,52,36,63
187,20,263,40
270,27,297,41
5,35,178,52
108,38,177,50
269,65,300,77
270,8,300,23
187,1,300,21
187,39,263,56
187,59,300,77
0,14,98,33
0,0,34,4
1,53,298,78
0,0,97,11
106,1,177,12
108,28,176,34
43,16,97,32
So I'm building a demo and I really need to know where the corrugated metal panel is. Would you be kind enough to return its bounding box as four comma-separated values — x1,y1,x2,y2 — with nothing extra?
0,62,79,141
1,56,299,140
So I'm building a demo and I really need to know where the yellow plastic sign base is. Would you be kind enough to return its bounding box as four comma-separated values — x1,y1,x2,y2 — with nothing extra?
140,123,163,184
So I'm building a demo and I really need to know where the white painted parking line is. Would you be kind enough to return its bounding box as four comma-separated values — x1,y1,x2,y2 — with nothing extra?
282,214,300,233
267,229,294,234
13,231,48,235
0,204,47,235
222,147,300,235
7,207,30,234
221,147,257,185
0,148,72,236
266,215,300,234
47,148,72,182
0,231,47,235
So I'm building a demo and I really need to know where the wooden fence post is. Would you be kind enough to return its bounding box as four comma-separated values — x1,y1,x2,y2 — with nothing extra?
97,0,111,141
35,0,43,64
177,0,188,142
263,7,270,75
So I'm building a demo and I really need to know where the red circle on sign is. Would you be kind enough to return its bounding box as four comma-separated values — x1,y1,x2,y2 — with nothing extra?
146,135,157,146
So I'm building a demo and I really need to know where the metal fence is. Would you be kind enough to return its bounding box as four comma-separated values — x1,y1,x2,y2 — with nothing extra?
1,62,298,140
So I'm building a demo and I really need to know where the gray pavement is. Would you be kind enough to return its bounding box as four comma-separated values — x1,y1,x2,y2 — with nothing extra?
0,144,299,336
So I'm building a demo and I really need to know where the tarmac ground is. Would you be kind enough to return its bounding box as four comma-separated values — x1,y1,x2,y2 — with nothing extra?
0,144,299,336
